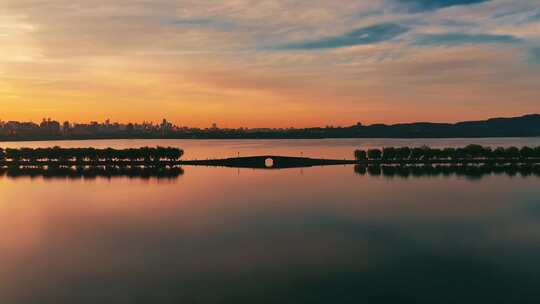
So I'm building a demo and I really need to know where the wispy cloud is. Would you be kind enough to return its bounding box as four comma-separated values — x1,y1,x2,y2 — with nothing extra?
415,32,523,46
394,0,491,12
276,23,409,50
528,12,540,22
169,18,235,30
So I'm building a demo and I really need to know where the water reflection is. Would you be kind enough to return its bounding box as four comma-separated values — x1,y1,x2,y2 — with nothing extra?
2,163,540,180
355,164,540,180
0,166,184,179
1,163,540,303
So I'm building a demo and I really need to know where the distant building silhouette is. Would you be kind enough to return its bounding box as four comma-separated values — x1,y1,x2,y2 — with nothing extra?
1,114,540,140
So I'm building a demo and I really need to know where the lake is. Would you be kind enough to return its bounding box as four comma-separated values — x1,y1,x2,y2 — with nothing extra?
1,139,540,303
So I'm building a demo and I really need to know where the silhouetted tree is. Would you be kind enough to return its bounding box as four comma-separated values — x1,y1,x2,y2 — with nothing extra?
493,147,506,159
454,148,466,159
165,147,183,160
424,147,442,160
367,149,382,160
534,147,540,158
520,146,535,159
442,148,456,159
482,146,493,159
354,150,367,161
354,145,540,162
382,147,397,160
464,144,484,159
0,146,184,162
396,147,411,160
505,146,520,159
410,147,425,160
6,148,22,161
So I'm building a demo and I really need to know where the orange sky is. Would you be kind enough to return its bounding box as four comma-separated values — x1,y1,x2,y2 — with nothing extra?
1,0,539,128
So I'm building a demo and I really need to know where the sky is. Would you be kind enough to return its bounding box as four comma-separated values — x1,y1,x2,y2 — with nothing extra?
1,0,539,128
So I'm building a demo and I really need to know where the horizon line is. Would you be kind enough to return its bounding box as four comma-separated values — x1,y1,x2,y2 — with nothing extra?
2,113,538,130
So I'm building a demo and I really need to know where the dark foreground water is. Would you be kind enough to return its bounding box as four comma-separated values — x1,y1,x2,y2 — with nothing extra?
1,139,540,303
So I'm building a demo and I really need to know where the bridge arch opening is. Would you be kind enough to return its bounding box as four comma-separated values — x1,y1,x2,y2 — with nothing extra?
265,158,274,168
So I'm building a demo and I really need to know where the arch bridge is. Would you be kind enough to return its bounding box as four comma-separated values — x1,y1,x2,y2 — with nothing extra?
181,155,354,169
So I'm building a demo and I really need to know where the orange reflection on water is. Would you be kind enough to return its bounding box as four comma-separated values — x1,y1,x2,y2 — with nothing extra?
1,164,540,303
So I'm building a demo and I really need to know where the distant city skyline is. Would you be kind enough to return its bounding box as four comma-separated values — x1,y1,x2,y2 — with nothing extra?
2,113,540,140
1,111,539,130
1,0,539,127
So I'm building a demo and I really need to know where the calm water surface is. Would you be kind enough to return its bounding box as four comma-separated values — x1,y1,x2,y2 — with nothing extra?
3,137,540,159
1,139,540,303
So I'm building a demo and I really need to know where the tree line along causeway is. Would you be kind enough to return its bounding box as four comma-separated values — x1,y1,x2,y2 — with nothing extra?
0,145,540,167
353,145,540,163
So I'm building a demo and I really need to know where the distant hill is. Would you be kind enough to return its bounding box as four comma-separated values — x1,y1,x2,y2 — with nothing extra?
344,114,540,138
